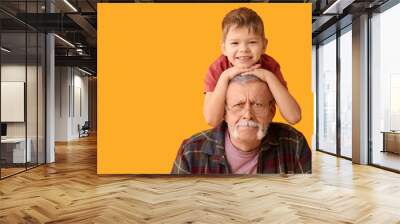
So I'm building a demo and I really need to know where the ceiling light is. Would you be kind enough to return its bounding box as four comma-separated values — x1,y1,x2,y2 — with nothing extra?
54,34,75,48
1,47,11,53
322,0,355,15
77,67,93,76
76,48,85,55
63,0,78,12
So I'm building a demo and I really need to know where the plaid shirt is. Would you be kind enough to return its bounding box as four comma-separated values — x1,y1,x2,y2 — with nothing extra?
171,122,311,174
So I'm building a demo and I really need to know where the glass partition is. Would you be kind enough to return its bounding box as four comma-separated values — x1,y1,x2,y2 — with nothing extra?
1,30,28,177
27,30,38,169
38,32,45,165
371,3,400,171
339,27,352,158
317,35,337,155
26,0,42,169
0,1,46,179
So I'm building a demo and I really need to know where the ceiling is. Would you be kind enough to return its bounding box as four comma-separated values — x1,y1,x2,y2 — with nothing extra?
0,0,394,75
1,0,97,74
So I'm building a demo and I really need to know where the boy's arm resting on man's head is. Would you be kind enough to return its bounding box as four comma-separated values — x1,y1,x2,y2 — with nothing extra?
203,65,260,127
266,72,301,124
203,68,231,126
204,92,226,127
243,68,301,124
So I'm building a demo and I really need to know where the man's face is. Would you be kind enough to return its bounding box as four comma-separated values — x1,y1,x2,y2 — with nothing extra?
222,26,266,68
225,81,274,145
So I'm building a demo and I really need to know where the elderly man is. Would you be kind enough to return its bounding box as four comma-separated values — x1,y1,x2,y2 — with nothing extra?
172,74,311,174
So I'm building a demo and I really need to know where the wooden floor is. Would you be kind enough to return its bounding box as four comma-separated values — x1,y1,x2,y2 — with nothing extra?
372,151,400,171
1,135,400,223
0,167,26,178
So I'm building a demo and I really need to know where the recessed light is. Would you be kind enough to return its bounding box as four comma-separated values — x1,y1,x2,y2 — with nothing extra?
63,0,78,12
54,34,75,48
1,47,11,53
322,0,355,15
77,67,93,76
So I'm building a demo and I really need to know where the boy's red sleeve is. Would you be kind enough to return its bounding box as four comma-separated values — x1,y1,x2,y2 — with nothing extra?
261,54,288,88
204,55,229,93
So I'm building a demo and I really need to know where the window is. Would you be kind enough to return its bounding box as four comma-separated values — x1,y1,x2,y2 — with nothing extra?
339,27,352,158
317,35,337,154
371,2,400,171
0,1,46,179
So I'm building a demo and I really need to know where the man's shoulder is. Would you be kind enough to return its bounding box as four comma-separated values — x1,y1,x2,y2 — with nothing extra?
181,128,215,147
269,122,303,136
268,122,306,141
179,126,222,155
263,123,312,174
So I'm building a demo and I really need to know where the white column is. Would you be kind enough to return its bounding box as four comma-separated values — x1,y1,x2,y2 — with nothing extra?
352,14,369,164
45,1,55,163
46,33,55,163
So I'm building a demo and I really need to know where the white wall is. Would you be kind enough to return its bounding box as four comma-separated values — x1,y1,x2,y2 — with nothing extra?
55,67,69,141
1,64,25,81
1,63,46,164
1,65,38,137
55,67,89,141
72,73,89,138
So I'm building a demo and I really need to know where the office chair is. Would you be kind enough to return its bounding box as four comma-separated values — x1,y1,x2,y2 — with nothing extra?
79,121,90,138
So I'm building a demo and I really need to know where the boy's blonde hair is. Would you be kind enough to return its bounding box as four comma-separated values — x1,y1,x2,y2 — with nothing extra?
222,7,266,42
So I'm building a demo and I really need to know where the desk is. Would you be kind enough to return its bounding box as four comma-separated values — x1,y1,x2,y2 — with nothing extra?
381,131,400,154
1,138,31,163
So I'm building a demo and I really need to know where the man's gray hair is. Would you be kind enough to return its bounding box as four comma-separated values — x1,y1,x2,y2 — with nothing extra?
229,74,264,85
229,74,275,105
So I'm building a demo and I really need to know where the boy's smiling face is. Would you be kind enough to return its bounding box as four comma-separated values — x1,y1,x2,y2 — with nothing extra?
222,26,267,68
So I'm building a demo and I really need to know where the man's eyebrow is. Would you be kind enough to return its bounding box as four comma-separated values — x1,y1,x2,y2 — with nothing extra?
248,99,264,104
228,98,246,104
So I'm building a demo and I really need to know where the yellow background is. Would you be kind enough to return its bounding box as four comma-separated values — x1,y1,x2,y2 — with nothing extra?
98,3,312,174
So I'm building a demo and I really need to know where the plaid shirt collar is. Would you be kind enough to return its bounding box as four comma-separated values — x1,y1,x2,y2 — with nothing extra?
202,122,281,160
172,121,311,174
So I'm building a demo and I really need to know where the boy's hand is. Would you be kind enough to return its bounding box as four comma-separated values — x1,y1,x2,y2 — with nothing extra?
242,68,274,82
221,64,261,80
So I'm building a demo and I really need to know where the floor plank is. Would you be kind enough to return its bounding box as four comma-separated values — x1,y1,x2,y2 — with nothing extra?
0,134,400,223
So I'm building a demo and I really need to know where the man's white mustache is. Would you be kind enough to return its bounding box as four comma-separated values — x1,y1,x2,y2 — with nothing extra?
232,119,267,140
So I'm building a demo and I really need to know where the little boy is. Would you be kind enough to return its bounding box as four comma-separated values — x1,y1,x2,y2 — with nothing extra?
203,7,301,126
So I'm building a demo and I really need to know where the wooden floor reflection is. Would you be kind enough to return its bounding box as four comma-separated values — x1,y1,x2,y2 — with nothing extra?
0,134,399,223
